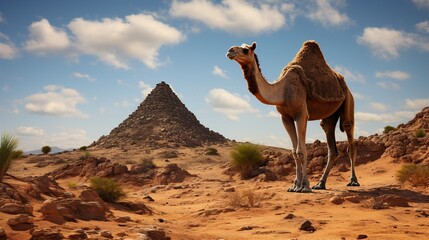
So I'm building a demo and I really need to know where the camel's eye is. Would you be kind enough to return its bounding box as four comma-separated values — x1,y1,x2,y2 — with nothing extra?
242,48,249,54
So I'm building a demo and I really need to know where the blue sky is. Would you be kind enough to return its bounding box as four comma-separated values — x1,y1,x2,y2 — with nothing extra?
1,0,428,151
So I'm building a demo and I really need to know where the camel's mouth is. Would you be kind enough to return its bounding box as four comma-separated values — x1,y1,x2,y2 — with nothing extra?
226,51,236,60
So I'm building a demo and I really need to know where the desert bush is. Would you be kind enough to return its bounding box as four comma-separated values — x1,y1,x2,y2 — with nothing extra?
205,147,219,156
67,181,78,189
396,163,429,187
41,145,51,155
230,143,263,179
80,151,91,160
90,177,125,202
415,128,426,138
138,157,156,171
228,189,263,208
383,125,395,134
79,146,88,151
0,133,22,182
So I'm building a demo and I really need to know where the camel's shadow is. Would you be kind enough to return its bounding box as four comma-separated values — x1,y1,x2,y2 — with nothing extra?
346,186,429,204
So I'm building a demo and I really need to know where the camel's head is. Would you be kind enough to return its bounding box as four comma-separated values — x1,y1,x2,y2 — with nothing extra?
226,42,257,64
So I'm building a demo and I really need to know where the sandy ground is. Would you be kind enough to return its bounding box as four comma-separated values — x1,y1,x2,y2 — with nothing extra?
2,146,429,240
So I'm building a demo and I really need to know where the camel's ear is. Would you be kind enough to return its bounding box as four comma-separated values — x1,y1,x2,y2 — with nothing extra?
250,42,257,51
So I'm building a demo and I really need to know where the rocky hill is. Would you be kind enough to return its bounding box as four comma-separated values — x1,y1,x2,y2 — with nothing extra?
90,82,227,149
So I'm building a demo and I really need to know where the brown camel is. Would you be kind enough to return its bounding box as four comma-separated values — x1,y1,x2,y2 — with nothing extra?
226,41,359,192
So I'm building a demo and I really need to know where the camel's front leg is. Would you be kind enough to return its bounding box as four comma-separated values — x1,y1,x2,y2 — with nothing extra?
281,115,301,192
296,112,311,193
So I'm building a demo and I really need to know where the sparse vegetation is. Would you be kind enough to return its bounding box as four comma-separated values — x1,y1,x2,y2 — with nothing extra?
396,163,429,187
80,146,88,151
41,145,51,155
205,147,219,156
0,133,22,182
67,181,78,189
138,157,156,171
80,151,91,160
383,125,395,134
90,177,125,202
230,143,263,179
228,189,263,208
415,128,426,138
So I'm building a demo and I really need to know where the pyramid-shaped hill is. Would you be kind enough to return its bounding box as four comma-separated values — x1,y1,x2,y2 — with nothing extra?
90,81,227,149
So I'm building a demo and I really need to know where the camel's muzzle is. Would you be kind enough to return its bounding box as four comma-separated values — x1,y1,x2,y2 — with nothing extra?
226,49,236,60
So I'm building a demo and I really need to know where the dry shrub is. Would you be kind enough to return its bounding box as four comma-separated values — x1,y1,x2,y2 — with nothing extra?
90,177,125,202
396,163,429,187
228,189,263,208
230,143,263,179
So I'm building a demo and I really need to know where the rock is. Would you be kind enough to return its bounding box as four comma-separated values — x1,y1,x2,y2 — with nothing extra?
40,199,64,224
344,195,364,203
114,216,131,223
379,195,409,207
239,226,253,231
224,187,235,192
79,189,109,211
30,227,64,240
299,220,315,232
67,229,87,240
0,202,32,215
357,234,368,239
284,213,295,220
100,230,112,238
330,195,345,205
155,164,195,184
140,227,170,240
7,214,33,226
0,227,6,240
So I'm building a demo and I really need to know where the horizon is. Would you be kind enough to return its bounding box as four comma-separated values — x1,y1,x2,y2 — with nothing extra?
1,0,429,151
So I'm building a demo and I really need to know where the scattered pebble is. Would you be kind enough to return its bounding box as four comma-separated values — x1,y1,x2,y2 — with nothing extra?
357,234,368,239
299,220,315,232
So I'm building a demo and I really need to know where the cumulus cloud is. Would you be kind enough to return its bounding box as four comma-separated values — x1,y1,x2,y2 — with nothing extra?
169,0,290,35
139,81,153,98
73,72,96,82
355,111,415,123
48,128,91,150
0,33,19,59
25,85,88,118
266,111,280,118
416,20,429,33
334,65,365,83
24,18,70,55
375,71,410,80
412,0,429,10
68,14,184,69
377,81,400,90
369,102,387,111
212,65,227,78
405,98,429,110
206,88,258,120
357,27,429,59
16,127,44,136
307,0,352,27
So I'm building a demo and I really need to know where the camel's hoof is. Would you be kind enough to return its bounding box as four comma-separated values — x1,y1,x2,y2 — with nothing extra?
312,181,326,190
347,181,360,187
287,187,297,192
299,187,312,193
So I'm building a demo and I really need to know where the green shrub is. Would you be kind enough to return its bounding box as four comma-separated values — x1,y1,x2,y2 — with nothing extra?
230,143,263,179
396,163,429,187
383,125,395,134
138,158,156,172
415,128,426,138
67,181,78,189
80,151,91,160
0,133,22,182
41,146,51,155
90,177,125,202
205,147,219,156
79,146,88,151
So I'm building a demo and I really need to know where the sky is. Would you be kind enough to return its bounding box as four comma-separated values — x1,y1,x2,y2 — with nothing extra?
1,0,429,151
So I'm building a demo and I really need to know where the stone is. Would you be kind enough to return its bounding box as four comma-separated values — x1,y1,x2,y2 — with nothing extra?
79,189,109,211
100,230,113,238
140,227,170,240
299,220,315,232
30,227,64,240
7,214,33,226
330,195,345,205
0,227,6,239
284,213,295,220
115,216,131,223
0,202,29,214
40,199,64,224
357,234,368,239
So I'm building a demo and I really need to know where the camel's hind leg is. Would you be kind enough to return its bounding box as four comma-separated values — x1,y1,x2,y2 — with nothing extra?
341,91,360,186
312,111,340,190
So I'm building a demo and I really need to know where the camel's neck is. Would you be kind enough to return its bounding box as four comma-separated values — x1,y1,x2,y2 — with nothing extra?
240,55,285,105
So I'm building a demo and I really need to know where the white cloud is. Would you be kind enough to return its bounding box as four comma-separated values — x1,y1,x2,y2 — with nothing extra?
334,65,365,83
114,100,130,108
73,72,96,82
412,0,429,10
375,71,410,80
416,20,429,33
0,33,18,59
170,0,289,35
405,98,429,110
68,14,184,69
25,85,88,118
355,111,415,123
24,18,70,55
212,65,228,78
307,0,352,27
266,111,280,118
16,127,44,136
357,27,429,59
352,92,365,100
370,102,387,111
377,81,400,90
206,88,258,121
139,81,153,98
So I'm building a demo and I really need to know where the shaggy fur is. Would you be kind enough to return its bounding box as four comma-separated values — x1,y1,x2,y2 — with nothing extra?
281,40,348,103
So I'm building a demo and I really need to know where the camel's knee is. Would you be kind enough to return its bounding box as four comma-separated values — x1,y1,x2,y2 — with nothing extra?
320,120,328,132
342,120,354,132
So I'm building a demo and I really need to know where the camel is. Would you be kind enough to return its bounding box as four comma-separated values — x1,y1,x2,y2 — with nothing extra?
226,41,359,192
